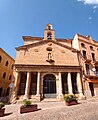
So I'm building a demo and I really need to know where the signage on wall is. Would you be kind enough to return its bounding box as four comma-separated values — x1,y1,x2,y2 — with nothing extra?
9,83,14,88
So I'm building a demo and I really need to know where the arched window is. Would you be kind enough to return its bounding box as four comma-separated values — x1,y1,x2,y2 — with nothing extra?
81,43,85,48
11,64,13,69
90,46,93,50
47,32,52,40
0,56,2,63
48,53,52,60
3,72,6,79
5,61,8,66
48,26,51,30
9,75,12,80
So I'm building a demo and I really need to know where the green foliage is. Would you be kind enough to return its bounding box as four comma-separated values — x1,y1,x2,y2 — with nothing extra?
0,102,5,109
64,94,77,102
23,99,32,107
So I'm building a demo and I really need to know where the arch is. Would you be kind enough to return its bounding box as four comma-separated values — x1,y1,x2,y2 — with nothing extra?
9,75,12,80
43,74,56,98
46,23,53,30
5,61,8,66
3,72,6,79
47,32,52,40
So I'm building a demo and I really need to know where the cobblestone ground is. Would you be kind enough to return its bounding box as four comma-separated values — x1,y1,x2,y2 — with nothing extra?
1,97,98,120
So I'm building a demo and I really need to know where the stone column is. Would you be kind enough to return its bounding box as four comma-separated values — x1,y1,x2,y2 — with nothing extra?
77,72,85,99
36,72,41,101
67,73,73,94
58,73,63,99
11,72,20,103
14,72,20,97
24,72,31,99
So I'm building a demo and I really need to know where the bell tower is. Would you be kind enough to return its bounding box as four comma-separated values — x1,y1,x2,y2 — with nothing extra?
43,23,55,40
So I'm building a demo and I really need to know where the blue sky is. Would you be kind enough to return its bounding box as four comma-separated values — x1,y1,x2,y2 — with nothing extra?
0,0,98,59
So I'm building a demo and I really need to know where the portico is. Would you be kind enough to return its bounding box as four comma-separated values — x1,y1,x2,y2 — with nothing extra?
13,65,84,101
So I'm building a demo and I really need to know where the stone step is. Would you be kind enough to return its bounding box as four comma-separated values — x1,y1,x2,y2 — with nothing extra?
41,98,60,102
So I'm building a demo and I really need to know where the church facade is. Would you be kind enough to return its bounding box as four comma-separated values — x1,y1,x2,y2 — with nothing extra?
13,24,98,102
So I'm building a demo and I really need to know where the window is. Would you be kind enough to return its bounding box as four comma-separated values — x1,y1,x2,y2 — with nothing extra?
48,53,52,60
5,61,8,66
91,53,95,61
85,64,90,75
11,65,13,69
48,26,51,30
82,50,86,59
0,56,2,63
3,72,6,79
47,32,52,40
46,47,52,51
90,46,93,50
9,75,12,80
95,66,98,76
81,43,85,48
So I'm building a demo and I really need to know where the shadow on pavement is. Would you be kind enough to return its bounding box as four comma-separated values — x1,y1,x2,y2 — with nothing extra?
4,112,13,117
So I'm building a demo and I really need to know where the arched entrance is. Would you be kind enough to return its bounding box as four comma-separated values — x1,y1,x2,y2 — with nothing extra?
43,74,56,98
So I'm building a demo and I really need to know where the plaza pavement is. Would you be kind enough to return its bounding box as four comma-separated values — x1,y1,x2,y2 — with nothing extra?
1,97,98,120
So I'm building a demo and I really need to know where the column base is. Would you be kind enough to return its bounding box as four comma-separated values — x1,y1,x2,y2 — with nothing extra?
24,95,29,100
10,95,17,104
78,93,86,100
57,94,63,100
35,94,41,101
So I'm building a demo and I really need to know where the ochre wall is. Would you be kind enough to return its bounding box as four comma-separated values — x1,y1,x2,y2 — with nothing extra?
0,48,15,95
15,42,79,66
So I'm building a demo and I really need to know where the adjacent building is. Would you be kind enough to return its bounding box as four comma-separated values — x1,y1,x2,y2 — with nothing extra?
13,24,98,102
73,34,98,98
0,48,15,97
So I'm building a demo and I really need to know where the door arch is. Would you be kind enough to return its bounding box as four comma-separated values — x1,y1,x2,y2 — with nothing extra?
43,74,56,98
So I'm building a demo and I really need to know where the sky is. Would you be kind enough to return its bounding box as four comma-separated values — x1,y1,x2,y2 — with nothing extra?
0,0,98,59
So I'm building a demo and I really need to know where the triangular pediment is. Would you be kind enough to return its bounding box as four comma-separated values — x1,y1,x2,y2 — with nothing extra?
16,40,78,53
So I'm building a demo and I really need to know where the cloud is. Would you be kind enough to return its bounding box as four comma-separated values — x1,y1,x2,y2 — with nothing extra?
77,0,98,13
88,17,92,20
93,5,98,8
77,0,98,5
93,5,97,12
